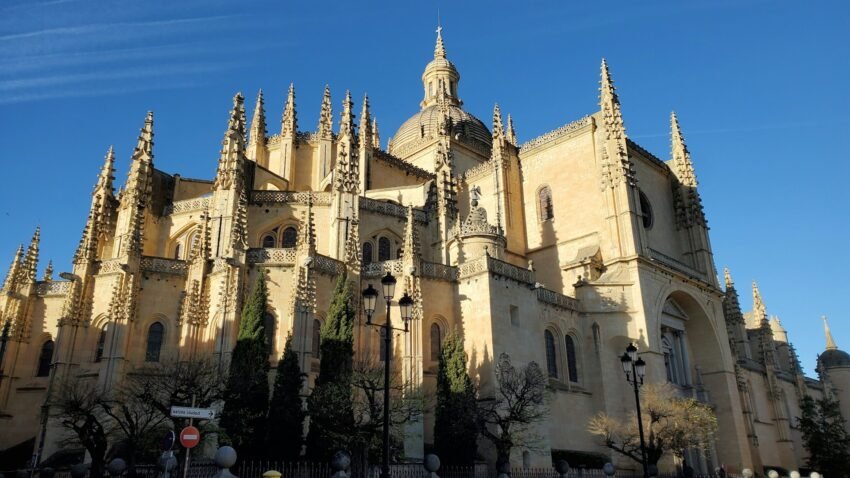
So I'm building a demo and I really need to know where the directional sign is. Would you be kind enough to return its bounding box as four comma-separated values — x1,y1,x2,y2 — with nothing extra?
179,426,200,449
170,406,215,420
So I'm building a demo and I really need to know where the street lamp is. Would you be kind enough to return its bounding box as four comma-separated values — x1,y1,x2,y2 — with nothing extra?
620,343,648,478
362,272,413,478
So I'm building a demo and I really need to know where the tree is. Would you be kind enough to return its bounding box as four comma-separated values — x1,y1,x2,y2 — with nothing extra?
267,335,306,460
434,332,477,465
587,383,717,468
50,380,108,478
798,394,850,477
477,353,549,467
305,275,356,461
220,271,271,456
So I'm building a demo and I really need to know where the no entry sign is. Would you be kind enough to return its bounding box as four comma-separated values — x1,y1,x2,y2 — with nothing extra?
179,426,200,449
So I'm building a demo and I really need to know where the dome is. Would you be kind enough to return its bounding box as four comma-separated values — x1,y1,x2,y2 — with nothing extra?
390,104,491,157
819,349,850,368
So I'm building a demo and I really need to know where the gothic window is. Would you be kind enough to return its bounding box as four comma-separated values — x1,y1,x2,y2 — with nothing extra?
639,191,653,229
282,226,298,248
565,335,579,383
378,237,391,261
173,243,182,260
592,323,601,354
544,330,558,378
312,319,322,359
430,323,442,362
362,242,373,265
538,186,554,222
145,322,164,362
264,312,276,353
36,340,53,377
262,234,276,248
662,333,689,385
95,324,108,362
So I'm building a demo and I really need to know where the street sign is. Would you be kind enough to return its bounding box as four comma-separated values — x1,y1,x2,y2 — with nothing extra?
179,426,200,449
170,406,215,420
161,430,176,451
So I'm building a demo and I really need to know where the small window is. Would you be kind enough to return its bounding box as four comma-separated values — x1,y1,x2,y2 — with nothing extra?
565,335,578,383
174,243,182,260
262,234,276,248
312,319,322,359
378,237,391,261
145,322,164,362
36,340,53,377
538,186,554,222
639,191,653,229
95,324,109,362
362,242,373,265
430,323,442,362
264,312,276,354
544,330,558,378
509,305,519,327
282,226,298,248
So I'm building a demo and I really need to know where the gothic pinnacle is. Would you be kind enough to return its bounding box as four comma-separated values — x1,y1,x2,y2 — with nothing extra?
318,85,333,140
492,104,504,139
599,58,626,139
671,112,698,188
339,89,355,138
43,260,53,281
281,83,297,137
133,111,154,165
823,316,838,351
249,89,267,146
507,114,517,145
359,93,372,148
435,24,446,59
723,267,734,289
23,227,40,282
372,118,381,149
97,146,116,193
2,244,23,291
752,281,768,325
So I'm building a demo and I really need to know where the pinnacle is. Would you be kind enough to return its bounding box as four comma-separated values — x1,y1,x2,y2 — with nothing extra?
492,104,504,139
823,316,838,350
318,85,333,138
133,111,154,163
723,267,734,288
281,83,297,136
435,25,447,59
507,114,517,145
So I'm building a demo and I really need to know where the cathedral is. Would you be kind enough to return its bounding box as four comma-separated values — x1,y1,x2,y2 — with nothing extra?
1,29,848,474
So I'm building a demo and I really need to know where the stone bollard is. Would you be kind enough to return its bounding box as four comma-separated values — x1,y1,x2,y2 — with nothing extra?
602,463,615,477
70,464,88,478
554,460,570,478
424,454,440,478
741,469,753,478
767,471,778,478
809,473,821,478
212,446,238,478
262,471,281,478
331,451,351,478
789,471,800,478
107,459,127,478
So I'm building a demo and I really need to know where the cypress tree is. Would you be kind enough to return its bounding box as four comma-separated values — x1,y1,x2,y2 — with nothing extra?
434,332,478,465
305,275,356,461
267,335,306,460
799,394,850,477
220,271,271,457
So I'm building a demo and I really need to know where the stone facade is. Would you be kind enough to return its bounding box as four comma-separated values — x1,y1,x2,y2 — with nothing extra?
1,29,847,475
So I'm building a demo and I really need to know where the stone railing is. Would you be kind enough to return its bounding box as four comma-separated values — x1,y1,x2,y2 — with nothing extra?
141,256,188,275
519,116,592,154
362,259,404,278
246,248,297,265
457,256,487,279
461,160,494,182
486,256,534,284
164,196,210,216
536,287,579,311
97,258,124,275
420,261,458,282
648,248,703,279
359,197,428,223
313,254,344,276
36,280,72,296
250,191,333,206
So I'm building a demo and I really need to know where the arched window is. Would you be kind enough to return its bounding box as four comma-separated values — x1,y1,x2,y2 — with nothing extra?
145,322,164,362
662,335,677,384
264,312,276,353
313,319,322,359
565,335,578,383
174,243,182,260
36,340,53,377
538,186,554,222
544,330,558,378
95,324,109,362
187,231,200,255
639,191,653,229
282,226,298,248
262,234,276,248
362,242,373,265
430,323,442,362
378,237,391,261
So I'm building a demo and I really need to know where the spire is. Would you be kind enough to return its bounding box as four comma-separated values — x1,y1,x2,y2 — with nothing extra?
823,316,838,351
2,244,23,291
22,227,40,283
722,267,744,326
724,266,734,289
599,58,626,141
281,83,297,137
670,112,697,187
43,260,53,281
359,93,372,150
752,281,768,325
98,146,116,193
339,90,355,139
248,89,267,155
214,93,248,191
506,114,517,145
75,147,116,264
435,25,446,59
318,85,333,140
492,104,504,140
372,118,381,149
598,59,635,189
118,110,155,257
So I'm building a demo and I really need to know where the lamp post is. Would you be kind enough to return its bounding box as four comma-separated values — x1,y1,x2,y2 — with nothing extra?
620,343,648,478
362,273,413,478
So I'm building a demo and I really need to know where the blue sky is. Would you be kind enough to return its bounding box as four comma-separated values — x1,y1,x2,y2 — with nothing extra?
0,0,847,374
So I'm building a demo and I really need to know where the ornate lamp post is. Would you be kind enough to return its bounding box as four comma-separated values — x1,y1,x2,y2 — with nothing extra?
620,343,648,478
362,272,413,478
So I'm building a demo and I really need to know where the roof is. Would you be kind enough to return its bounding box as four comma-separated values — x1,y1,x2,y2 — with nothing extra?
819,348,850,368
390,104,490,158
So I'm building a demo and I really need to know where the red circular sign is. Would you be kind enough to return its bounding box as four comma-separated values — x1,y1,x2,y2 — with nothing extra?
179,426,200,449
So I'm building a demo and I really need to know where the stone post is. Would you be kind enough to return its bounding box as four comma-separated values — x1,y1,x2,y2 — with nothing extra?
107,459,126,478
423,454,440,478
212,446,238,478
331,451,351,478
603,463,615,477
554,460,569,478
262,471,281,478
